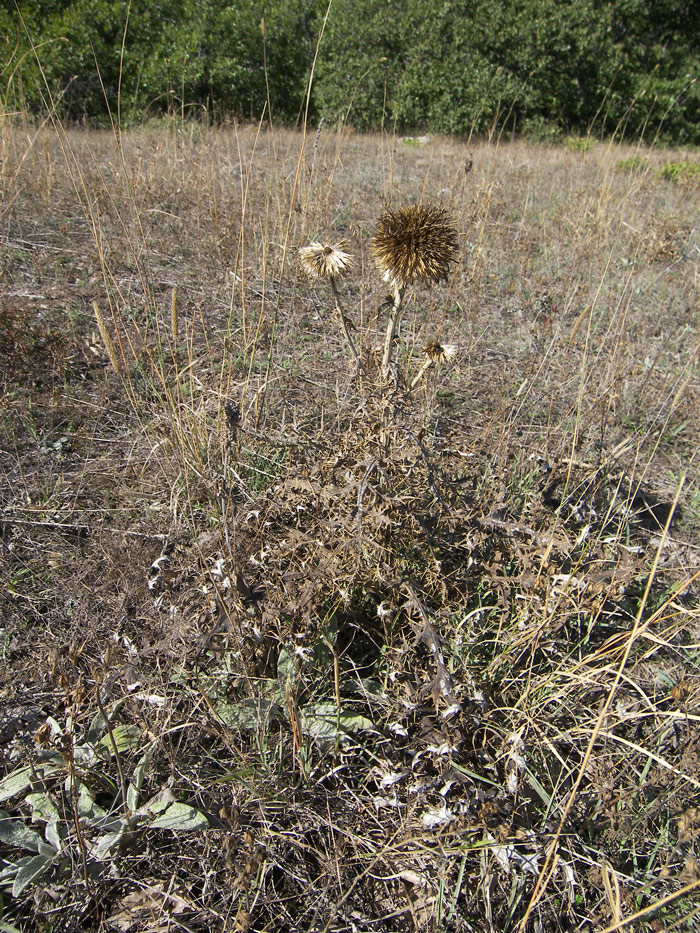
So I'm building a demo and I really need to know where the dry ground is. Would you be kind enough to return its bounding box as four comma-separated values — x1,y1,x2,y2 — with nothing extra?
1,120,700,932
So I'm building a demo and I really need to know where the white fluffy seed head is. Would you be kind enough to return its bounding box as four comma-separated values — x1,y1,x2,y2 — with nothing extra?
299,241,354,280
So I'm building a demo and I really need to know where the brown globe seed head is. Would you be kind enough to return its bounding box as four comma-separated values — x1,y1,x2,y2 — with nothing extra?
298,241,353,280
371,204,458,289
423,340,457,363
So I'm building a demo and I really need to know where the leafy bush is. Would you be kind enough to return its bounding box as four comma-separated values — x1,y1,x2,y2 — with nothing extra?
563,135,596,151
1,0,319,123
658,161,700,186
1,0,698,141
616,154,649,173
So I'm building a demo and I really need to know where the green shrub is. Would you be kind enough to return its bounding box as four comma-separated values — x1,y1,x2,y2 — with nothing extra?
564,136,596,151
1,0,320,124
1,0,698,141
658,161,700,186
616,154,649,173
522,116,562,144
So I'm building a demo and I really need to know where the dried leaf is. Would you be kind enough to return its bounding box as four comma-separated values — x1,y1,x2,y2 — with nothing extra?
108,883,192,931
422,804,455,829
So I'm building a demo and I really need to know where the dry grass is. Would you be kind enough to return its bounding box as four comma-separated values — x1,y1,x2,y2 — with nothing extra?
1,119,699,933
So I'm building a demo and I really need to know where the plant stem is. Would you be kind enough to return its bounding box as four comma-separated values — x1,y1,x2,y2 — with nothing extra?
381,281,403,377
330,276,360,363
410,358,434,389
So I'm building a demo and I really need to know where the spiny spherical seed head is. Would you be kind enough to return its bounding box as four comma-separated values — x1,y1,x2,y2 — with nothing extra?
298,241,353,280
371,204,458,288
423,339,457,363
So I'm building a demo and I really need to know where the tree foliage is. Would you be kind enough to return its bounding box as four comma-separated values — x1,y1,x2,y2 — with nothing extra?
1,0,697,142
315,0,699,142
1,0,318,123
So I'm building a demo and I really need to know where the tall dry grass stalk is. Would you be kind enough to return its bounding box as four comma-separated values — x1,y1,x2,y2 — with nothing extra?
91,300,122,373
170,285,179,343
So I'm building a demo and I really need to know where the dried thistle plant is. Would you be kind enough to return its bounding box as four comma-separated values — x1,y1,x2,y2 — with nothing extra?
422,339,457,363
371,204,458,375
371,204,457,289
411,340,458,388
299,241,353,281
299,241,359,363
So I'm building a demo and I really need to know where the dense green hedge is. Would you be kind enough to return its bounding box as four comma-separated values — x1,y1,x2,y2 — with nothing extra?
1,0,317,123
316,0,699,143
2,0,698,142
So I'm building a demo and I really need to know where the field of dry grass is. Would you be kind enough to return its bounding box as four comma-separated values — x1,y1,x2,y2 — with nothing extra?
1,119,699,932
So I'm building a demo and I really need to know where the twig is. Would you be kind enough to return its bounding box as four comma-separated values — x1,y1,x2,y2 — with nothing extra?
2,517,166,540
410,358,433,389
402,580,456,705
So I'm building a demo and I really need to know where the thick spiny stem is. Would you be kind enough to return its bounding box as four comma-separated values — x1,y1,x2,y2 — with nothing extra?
381,282,404,377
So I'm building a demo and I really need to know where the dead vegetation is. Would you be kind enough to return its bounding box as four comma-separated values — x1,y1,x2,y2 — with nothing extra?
1,121,699,932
